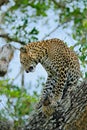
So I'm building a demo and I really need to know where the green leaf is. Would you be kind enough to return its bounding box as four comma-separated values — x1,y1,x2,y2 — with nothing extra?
85,72,87,78
29,27,39,35
83,19,87,28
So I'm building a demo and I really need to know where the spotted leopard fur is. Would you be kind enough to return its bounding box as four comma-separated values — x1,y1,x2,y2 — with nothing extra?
20,38,80,116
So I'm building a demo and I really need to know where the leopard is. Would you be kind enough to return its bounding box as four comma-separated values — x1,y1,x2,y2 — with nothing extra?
20,38,80,117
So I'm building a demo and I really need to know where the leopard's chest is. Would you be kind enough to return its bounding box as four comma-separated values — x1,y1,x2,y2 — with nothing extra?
41,57,58,76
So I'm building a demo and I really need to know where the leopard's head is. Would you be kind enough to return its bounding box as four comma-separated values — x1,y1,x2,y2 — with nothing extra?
20,47,37,73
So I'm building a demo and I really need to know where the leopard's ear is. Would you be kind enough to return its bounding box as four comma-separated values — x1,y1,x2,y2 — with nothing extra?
20,47,27,53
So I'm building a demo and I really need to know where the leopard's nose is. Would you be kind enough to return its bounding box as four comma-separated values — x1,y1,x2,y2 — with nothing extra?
26,66,34,73
29,66,34,72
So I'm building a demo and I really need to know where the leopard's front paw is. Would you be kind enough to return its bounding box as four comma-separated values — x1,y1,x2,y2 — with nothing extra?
36,95,50,109
42,104,55,117
51,99,58,108
42,95,59,117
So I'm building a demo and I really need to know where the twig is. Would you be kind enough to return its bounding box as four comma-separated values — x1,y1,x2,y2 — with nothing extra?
52,0,65,8
42,20,71,40
42,24,61,40
0,101,15,120
11,66,24,85
21,71,24,88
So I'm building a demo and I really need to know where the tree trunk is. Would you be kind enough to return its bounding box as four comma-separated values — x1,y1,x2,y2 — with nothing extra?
0,79,87,130
24,79,87,130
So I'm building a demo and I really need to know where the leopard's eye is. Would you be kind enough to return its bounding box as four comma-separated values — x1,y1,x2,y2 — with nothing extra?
20,60,23,64
20,60,24,65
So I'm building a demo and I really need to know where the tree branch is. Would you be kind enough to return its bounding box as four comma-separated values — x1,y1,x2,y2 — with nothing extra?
0,44,14,76
0,34,26,45
0,0,9,6
52,0,65,8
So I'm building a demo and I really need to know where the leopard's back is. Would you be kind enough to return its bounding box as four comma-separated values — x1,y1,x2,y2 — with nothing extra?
42,39,80,86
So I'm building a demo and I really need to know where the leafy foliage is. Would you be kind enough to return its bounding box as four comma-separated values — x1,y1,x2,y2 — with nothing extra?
56,1,87,68
0,79,38,127
0,0,87,128
11,0,50,16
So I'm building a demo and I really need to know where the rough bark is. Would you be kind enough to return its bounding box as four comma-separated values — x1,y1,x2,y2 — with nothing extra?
0,80,87,130
0,120,13,130
0,44,14,76
0,0,9,6
23,80,87,130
